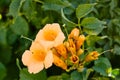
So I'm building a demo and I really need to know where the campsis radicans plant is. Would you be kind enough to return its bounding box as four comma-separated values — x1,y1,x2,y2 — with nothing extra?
22,23,100,74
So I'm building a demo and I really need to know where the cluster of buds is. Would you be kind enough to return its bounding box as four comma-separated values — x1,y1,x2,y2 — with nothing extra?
52,28,99,71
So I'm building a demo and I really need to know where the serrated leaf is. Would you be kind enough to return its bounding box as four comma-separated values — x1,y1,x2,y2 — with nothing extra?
20,68,47,80
61,9,77,28
8,0,25,17
10,16,29,36
113,45,120,55
81,17,106,35
76,4,95,18
0,62,6,80
93,57,111,76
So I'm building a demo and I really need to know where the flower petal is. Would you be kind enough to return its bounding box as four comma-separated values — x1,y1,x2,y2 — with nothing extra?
22,50,32,66
35,30,44,43
44,23,62,33
30,41,44,52
54,32,65,47
28,62,44,74
44,50,53,69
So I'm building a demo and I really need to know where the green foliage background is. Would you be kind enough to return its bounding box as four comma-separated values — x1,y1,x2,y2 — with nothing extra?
0,0,120,80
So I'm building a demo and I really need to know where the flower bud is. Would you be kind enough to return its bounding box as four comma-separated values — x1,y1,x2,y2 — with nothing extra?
84,51,99,62
68,28,80,39
70,55,79,64
76,35,85,50
55,44,67,59
68,39,76,54
77,48,84,56
53,54,67,70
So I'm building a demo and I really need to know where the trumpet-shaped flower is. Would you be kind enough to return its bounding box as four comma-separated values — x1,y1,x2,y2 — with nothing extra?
35,23,65,50
22,41,53,74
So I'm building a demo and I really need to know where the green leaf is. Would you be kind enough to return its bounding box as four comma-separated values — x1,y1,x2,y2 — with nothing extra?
93,57,111,76
0,62,6,80
61,73,70,80
86,35,102,47
70,71,83,80
8,0,25,17
61,9,77,28
22,0,36,20
0,45,12,64
47,73,70,80
81,17,106,35
112,19,120,35
111,69,120,78
76,4,95,19
113,45,120,55
20,68,47,80
7,28,18,45
81,17,105,29
47,76,62,80
10,16,29,36
0,27,7,45
42,0,71,12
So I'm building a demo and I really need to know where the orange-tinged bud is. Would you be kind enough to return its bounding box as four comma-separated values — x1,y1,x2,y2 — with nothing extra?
70,55,79,64
55,44,67,59
76,35,85,50
68,39,76,54
77,48,84,56
68,28,80,39
53,54,67,70
52,48,61,57
84,51,99,62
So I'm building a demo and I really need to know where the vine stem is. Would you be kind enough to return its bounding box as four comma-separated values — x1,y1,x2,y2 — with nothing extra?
63,24,68,37
78,18,82,34
99,49,113,56
21,35,33,42
33,0,44,4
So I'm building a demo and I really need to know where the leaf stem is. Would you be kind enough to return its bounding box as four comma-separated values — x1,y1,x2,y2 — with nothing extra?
21,35,33,42
16,58,22,70
78,18,82,34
